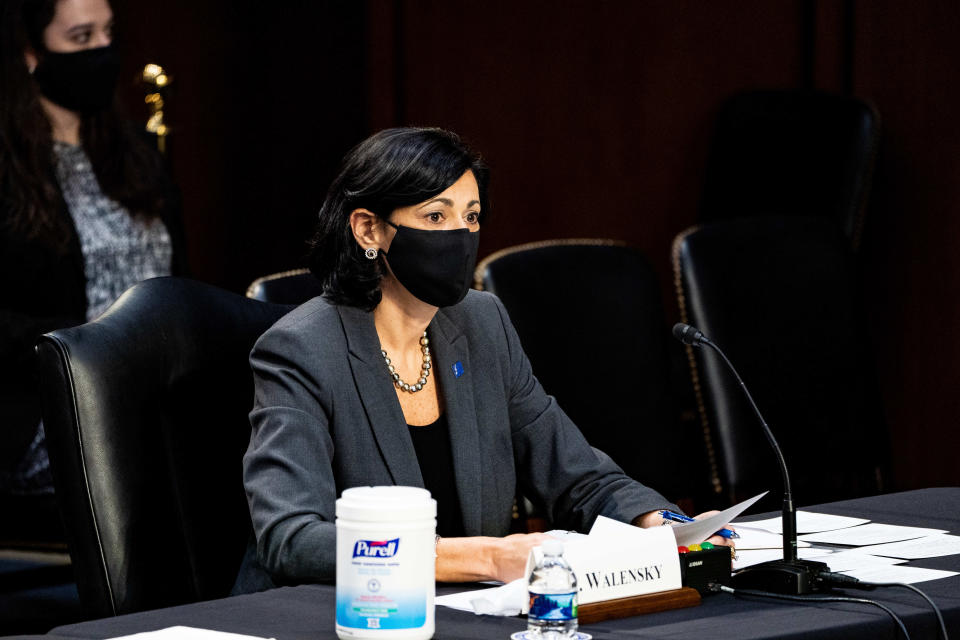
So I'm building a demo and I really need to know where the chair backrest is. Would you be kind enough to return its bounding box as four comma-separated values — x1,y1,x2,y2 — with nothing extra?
700,90,880,248
672,217,888,509
245,268,325,304
475,240,705,505
36,277,291,618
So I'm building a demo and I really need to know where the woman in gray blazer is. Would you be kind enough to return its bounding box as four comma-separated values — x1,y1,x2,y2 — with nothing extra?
242,128,725,586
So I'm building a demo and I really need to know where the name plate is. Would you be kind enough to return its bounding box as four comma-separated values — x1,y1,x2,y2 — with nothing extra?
524,522,681,607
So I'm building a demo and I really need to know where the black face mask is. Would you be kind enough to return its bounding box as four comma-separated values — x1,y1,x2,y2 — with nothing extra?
33,45,121,114
381,221,480,308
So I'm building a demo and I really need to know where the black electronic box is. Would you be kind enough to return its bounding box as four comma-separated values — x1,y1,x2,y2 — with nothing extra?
679,546,732,594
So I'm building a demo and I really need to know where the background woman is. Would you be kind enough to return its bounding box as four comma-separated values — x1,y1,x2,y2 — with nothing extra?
0,0,185,502
241,127,727,587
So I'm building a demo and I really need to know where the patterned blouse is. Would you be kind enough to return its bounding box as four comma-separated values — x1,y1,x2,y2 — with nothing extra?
53,141,173,321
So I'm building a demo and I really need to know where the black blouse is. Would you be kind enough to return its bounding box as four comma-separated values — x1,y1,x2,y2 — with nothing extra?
407,414,465,538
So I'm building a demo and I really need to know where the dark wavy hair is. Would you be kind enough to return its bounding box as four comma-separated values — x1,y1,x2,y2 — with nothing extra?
308,127,489,311
0,0,170,252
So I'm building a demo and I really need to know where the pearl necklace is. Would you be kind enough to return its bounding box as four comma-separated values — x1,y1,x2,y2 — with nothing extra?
381,332,431,393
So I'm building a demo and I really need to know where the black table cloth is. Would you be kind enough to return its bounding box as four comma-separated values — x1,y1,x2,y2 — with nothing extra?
34,488,960,639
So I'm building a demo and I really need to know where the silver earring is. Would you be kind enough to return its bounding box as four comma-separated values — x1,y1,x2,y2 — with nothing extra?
364,248,378,260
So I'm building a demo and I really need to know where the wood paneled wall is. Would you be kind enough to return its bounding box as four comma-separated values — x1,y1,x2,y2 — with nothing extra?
118,1,960,492
853,3,960,490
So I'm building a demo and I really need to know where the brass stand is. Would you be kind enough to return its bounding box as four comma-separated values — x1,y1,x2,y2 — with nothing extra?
578,587,701,624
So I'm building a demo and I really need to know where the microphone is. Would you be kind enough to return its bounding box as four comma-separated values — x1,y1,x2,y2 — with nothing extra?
673,322,830,594
672,323,706,347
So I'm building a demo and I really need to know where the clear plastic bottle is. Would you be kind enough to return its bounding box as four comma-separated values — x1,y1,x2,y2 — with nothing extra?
527,539,578,639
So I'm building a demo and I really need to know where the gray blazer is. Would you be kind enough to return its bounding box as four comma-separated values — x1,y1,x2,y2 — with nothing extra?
243,290,676,583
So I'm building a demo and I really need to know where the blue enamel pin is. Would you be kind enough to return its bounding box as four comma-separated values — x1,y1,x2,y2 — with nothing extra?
452,361,464,378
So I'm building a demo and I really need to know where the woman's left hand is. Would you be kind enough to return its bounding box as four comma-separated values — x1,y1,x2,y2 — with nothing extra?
634,509,735,548
692,510,735,548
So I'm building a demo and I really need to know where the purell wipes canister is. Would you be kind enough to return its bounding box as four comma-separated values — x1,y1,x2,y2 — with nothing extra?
336,486,436,639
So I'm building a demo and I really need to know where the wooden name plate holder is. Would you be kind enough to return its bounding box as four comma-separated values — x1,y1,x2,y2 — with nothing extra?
578,587,701,624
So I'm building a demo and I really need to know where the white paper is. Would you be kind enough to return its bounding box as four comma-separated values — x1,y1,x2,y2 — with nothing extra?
740,511,870,534
857,534,960,559
588,492,767,547
732,547,832,570
807,550,906,573
733,525,811,550
671,492,768,546
587,515,657,540
435,579,526,615
799,523,947,546
108,627,274,640
840,565,959,585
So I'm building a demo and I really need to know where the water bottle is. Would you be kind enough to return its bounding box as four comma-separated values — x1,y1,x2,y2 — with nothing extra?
527,539,578,639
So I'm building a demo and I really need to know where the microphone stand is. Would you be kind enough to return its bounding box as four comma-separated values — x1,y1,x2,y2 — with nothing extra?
676,324,830,594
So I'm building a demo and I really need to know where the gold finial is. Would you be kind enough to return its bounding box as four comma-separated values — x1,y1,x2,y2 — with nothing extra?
142,63,172,154
142,64,167,85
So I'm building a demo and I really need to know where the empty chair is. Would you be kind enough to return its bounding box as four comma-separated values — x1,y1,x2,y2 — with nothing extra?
701,90,880,248
245,268,324,304
672,217,889,510
475,239,707,509
36,277,291,617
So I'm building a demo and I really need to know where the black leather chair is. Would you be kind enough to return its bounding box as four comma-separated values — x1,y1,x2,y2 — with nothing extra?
35,278,292,618
475,240,707,511
672,217,889,510
700,90,880,248
245,268,324,304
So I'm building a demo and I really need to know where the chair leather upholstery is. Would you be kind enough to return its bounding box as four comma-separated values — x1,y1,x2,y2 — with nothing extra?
701,90,880,247
673,217,888,508
245,268,324,304
35,277,291,617
476,240,705,506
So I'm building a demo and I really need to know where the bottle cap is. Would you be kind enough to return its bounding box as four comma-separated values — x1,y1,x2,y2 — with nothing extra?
541,539,564,556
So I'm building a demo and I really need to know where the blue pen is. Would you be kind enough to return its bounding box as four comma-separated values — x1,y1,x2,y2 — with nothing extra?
659,509,740,539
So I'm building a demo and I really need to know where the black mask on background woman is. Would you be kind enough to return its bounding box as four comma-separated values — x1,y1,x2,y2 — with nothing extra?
381,221,480,308
33,45,120,113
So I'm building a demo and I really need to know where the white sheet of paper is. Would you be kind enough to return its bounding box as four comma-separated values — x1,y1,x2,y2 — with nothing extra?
840,564,959,585
733,525,811,550
740,511,870,534
435,584,497,612
733,547,832,570
808,549,907,572
108,628,274,640
435,579,526,615
671,491,768,546
857,534,960,559
799,523,947,546
587,492,767,547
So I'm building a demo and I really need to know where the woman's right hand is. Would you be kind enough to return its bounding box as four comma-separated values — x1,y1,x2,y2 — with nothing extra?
435,533,554,583
488,533,554,582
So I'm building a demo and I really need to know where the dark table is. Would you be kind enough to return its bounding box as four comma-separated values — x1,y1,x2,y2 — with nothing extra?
34,488,960,639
